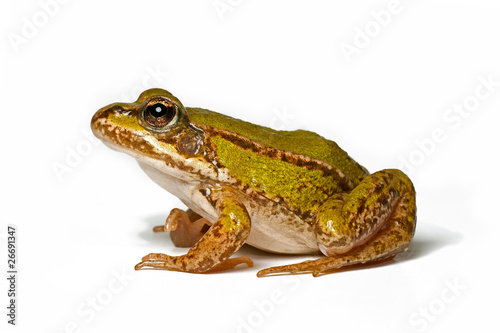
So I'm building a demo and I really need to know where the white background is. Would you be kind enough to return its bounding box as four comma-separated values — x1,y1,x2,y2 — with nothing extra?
1,0,499,332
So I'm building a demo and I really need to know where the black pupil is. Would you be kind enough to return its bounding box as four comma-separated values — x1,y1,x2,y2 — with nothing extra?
150,103,168,117
144,102,176,127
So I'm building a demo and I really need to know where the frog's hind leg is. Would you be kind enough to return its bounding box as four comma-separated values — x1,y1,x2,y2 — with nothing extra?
257,169,416,277
256,207,410,277
153,208,212,248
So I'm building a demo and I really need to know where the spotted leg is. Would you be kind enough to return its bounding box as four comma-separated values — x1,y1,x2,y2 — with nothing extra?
136,197,253,273
257,169,416,277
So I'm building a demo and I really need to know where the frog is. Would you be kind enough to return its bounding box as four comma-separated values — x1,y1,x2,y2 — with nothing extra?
91,88,416,277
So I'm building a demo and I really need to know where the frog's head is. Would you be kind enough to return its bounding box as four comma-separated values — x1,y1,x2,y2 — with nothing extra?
91,88,216,181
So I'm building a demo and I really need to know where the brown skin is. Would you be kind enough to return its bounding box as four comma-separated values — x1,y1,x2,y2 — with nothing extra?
154,208,212,248
257,170,416,277
136,196,252,273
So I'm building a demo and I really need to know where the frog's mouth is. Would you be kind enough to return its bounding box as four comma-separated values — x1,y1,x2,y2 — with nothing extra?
93,119,220,186
100,139,133,155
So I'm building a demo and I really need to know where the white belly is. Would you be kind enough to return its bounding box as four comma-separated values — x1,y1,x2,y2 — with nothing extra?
138,161,319,255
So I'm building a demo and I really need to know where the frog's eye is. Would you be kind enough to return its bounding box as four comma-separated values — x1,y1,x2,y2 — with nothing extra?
144,101,177,128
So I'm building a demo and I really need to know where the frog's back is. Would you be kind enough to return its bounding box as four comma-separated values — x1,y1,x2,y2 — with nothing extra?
187,107,368,184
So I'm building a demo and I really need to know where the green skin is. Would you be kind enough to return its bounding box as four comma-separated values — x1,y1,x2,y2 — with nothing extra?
91,88,417,277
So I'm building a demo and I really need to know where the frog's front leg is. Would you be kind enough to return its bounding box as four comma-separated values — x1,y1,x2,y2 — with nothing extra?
153,208,212,248
257,169,416,277
136,197,253,273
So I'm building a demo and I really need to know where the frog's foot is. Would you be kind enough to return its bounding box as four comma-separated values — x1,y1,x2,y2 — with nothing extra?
137,254,253,273
153,208,212,248
256,243,399,278
258,169,416,278
136,197,252,274
256,258,343,278
205,256,254,273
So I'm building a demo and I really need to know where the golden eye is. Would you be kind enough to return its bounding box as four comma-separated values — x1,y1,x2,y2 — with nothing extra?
144,102,177,128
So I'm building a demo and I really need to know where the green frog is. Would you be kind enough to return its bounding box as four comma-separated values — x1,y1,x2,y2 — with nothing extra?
91,88,416,277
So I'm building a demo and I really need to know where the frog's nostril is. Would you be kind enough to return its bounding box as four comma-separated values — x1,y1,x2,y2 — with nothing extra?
108,105,134,116
109,105,125,113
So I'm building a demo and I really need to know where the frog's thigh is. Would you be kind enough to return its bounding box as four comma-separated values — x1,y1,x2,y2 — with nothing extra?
153,208,212,248
136,197,253,273
316,169,416,255
257,169,416,277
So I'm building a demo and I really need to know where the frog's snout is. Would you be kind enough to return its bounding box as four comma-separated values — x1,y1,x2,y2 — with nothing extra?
91,105,111,139
91,103,130,137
